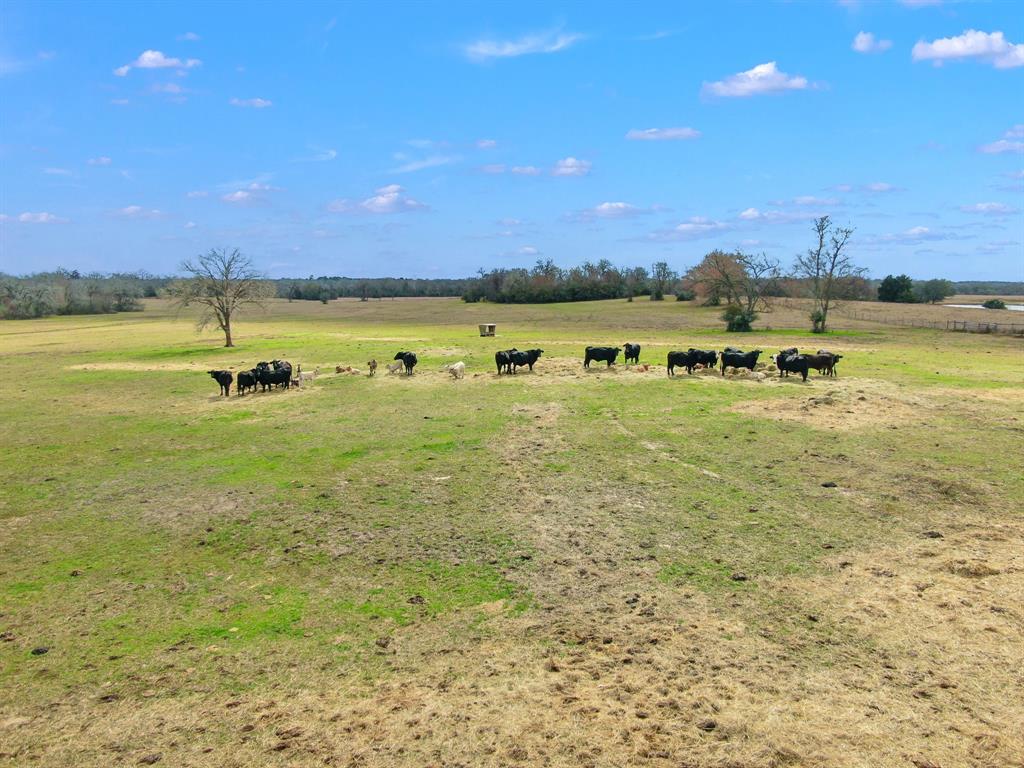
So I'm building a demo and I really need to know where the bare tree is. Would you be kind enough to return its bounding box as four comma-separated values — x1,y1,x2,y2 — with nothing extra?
168,248,272,347
650,261,676,301
684,250,779,313
793,217,860,333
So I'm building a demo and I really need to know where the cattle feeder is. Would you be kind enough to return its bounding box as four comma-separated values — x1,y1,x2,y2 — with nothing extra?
478,323,496,337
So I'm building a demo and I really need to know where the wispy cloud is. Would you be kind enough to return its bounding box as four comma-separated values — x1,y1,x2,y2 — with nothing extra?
388,154,457,174
511,165,542,176
43,167,73,176
0,50,56,77
87,156,112,166
570,201,654,221
464,28,584,62
625,127,700,141
186,190,208,198
229,97,272,108
852,31,892,54
913,30,1024,69
702,61,813,98
645,216,730,242
114,50,201,77
177,32,201,42
295,147,337,162
480,164,506,174
115,205,162,219
327,184,428,214
1,211,68,224
959,202,1018,215
862,225,969,246
552,157,591,177
476,139,497,149
978,125,1024,154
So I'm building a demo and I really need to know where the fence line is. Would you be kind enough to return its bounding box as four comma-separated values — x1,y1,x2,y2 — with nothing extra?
777,300,1024,336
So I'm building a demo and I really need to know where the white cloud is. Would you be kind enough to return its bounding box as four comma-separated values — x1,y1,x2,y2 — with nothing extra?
518,246,540,256
464,29,583,62
8,211,67,224
863,225,969,246
793,195,839,206
115,205,161,218
913,30,1024,69
864,182,899,193
625,127,701,141
702,61,811,98
186,190,208,198
573,202,651,221
327,184,428,214
959,202,1017,215
229,97,272,108
222,191,251,203
88,156,112,166
220,183,275,204
900,0,943,6
480,164,506,174
511,165,542,176
852,32,892,54
476,139,497,149
646,216,729,242
497,218,523,226
552,157,591,177
111,98,130,106
739,207,761,220
177,32,200,42
979,125,1024,154
151,82,185,95
114,50,201,76
389,155,456,174
184,221,197,229
43,167,72,176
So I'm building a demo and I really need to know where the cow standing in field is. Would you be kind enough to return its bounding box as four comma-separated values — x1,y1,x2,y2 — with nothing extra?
208,370,233,396
255,361,290,391
816,350,843,377
508,348,543,374
584,346,621,368
495,348,518,375
394,351,417,375
773,349,809,382
720,349,761,375
236,369,258,395
623,343,641,365
666,348,717,376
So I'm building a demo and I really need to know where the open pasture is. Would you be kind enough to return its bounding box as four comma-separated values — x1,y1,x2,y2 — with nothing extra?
1,297,1022,768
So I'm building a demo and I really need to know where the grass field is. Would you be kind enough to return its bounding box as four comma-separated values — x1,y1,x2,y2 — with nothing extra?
1,297,1022,768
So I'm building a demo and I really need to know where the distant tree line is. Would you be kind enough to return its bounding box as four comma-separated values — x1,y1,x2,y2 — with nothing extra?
462,260,656,304
0,270,161,319
279,276,474,303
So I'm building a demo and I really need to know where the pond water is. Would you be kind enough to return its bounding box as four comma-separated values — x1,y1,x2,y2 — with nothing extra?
944,303,1024,311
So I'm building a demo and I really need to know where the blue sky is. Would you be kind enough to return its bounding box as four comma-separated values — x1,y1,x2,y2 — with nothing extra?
1,0,1022,280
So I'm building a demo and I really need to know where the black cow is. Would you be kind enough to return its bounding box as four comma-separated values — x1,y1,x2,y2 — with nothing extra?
508,348,543,373
774,350,809,382
623,343,641,365
720,349,761,375
723,347,744,354
816,350,843,377
394,351,417,375
255,361,290,391
803,353,838,377
208,369,232,396
584,346,621,368
666,348,717,376
495,348,518,375
236,369,258,395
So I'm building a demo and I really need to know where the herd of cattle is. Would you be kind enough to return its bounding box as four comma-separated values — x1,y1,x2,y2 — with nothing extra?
208,346,843,395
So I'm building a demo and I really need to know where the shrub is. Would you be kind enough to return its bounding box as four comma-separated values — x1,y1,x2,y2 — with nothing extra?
721,304,756,332
982,299,1007,310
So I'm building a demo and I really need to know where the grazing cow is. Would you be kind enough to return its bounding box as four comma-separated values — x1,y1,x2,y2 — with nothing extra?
623,343,641,365
443,361,466,379
773,350,809,382
802,353,838,377
508,348,543,374
394,351,417,375
816,350,843,377
236,369,258,395
584,346,621,368
255,361,290,391
208,369,232,396
720,349,761,375
495,348,518,375
367,359,377,377
666,349,716,376
774,347,799,377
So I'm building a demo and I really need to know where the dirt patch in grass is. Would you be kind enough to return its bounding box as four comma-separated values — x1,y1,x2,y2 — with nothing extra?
729,379,936,430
